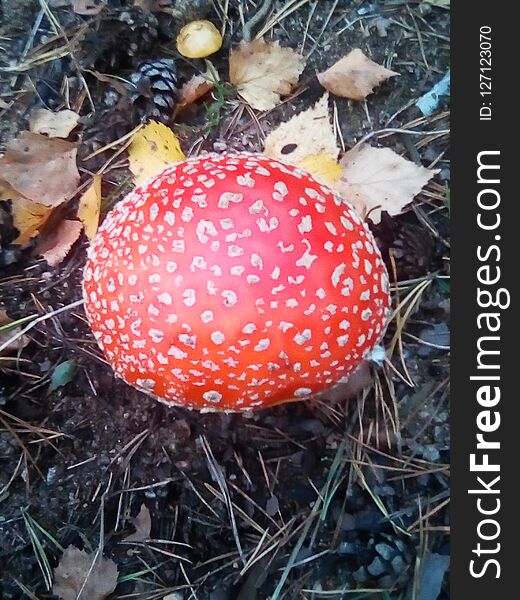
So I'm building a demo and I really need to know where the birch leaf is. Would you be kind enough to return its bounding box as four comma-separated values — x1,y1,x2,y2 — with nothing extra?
37,220,83,266
296,153,343,186
229,38,305,111
263,94,338,164
128,121,185,186
334,144,438,223
318,49,398,101
12,198,53,246
0,132,79,206
53,546,118,600
78,175,102,240
125,504,152,542
29,109,80,138
263,94,340,185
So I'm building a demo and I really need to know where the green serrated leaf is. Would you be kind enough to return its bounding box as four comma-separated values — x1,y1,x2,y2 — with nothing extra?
48,360,77,394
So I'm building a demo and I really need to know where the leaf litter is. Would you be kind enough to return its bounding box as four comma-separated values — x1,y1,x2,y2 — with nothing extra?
318,48,398,101
334,144,439,223
0,132,80,206
52,546,118,600
229,37,306,111
263,93,339,177
29,109,80,138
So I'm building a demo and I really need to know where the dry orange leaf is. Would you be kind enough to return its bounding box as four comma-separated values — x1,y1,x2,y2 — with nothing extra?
318,49,398,101
12,197,53,246
229,38,305,111
0,132,80,207
78,175,102,240
0,180,20,202
53,546,118,600
333,144,438,223
263,94,340,185
128,121,185,185
29,109,80,138
37,220,83,266
177,73,214,113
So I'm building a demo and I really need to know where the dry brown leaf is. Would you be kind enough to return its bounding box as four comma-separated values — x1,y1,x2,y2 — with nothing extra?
37,220,83,266
229,38,305,111
263,93,339,169
333,144,438,223
128,121,185,185
318,49,398,101
12,197,53,246
0,180,21,202
176,73,214,113
29,109,80,138
86,70,130,96
125,504,152,542
77,175,102,240
53,546,118,600
0,132,80,207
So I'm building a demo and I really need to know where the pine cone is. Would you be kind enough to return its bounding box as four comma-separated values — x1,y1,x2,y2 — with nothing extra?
337,532,415,590
130,58,178,123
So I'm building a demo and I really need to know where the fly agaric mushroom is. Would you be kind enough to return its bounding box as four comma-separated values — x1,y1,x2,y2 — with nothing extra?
83,153,391,412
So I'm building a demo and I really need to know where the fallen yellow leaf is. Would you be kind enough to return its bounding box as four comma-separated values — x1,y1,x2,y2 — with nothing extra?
229,38,305,111
128,121,185,186
296,153,343,187
263,94,339,170
12,197,53,246
78,175,102,240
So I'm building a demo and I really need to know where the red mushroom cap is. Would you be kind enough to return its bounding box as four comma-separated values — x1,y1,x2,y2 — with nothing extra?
83,153,391,412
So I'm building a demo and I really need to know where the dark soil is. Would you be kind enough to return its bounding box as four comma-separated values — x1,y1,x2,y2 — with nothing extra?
0,1,450,599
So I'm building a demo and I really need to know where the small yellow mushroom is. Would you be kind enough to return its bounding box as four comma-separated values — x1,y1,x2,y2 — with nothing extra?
176,20,223,59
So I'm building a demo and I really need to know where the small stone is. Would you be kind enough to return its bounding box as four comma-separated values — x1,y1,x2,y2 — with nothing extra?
213,141,227,152
422,445,440,462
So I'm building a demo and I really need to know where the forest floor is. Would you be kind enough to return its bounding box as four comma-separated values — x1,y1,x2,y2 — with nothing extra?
0,1,450,599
